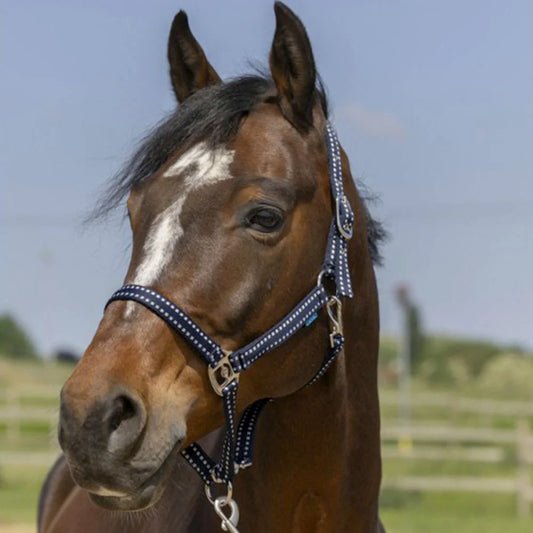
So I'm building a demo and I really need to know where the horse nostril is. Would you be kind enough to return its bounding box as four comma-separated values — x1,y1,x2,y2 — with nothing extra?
108,395,137,433
106,391,146,456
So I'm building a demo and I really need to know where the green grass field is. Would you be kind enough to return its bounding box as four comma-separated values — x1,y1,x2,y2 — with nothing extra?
380,491,532,533
1,352,531,532
0,463,51,524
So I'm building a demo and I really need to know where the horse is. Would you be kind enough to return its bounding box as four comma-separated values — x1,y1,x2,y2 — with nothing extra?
38,3,386,532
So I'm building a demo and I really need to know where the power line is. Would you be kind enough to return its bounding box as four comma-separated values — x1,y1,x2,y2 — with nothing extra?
0,215,81,227
0,202,530,228
384,202,532,221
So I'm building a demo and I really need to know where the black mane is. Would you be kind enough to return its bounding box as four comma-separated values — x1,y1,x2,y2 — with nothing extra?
94,74,385,263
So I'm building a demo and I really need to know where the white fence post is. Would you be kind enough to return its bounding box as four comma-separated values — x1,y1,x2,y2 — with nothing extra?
49,411,58,450
517,419,532,517
5,389,21,444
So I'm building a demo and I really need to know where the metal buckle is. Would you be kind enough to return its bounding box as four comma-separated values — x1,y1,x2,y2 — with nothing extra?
208,350,239,396
335,195,353,240
326,296,344,348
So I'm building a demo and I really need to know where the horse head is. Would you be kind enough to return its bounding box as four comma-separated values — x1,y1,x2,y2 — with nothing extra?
58,3,377,513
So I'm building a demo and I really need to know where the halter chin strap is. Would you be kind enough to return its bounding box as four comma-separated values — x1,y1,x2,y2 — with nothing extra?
106,123,353,530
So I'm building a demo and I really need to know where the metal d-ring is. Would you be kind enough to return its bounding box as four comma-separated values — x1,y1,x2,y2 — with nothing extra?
317,270,339,298
205,479,234,507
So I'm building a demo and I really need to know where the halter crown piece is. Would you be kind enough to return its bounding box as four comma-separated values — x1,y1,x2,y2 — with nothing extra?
106,123,354,532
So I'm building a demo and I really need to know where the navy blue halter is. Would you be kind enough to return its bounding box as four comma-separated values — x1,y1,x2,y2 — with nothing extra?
106,123,354,517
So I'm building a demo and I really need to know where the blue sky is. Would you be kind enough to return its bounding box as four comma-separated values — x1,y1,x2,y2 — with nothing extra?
1,0,532,355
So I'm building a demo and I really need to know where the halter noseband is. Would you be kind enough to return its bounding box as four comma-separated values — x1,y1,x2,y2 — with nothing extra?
106,123,354,531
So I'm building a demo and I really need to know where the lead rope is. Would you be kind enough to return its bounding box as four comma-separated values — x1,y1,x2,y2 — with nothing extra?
106,123,353,532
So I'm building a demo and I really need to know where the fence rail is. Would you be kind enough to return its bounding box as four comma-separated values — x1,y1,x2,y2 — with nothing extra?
380,391,533,417
383,475,521,493
382,444,506,463
382,424,519,444
381,418,533,517
1,387,532,516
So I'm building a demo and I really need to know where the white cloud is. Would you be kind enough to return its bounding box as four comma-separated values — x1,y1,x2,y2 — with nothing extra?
338,103,407,139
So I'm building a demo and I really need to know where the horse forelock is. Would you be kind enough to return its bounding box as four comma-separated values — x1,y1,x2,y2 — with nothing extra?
91,74,384,265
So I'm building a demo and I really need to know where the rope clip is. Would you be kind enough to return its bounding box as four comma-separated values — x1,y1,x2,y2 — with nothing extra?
205,480,240,532
326,296,344,347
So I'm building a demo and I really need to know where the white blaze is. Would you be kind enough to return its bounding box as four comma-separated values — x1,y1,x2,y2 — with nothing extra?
129,142,234,289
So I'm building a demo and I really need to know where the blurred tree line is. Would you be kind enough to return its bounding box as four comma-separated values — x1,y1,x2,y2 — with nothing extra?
380,288,532,398
0,313,38,359
379,332,533,398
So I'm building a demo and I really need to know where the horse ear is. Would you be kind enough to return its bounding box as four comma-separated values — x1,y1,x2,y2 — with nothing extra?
167,11,221,103
269,2,317,131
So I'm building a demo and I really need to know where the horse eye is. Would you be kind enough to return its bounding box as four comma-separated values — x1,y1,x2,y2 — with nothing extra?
245,207,283,233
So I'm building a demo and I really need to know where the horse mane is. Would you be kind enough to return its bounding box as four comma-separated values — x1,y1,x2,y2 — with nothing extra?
92,74,385,264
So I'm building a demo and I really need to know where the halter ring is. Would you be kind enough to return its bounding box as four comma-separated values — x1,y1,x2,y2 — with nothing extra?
205,479,234,507
208,350,239,396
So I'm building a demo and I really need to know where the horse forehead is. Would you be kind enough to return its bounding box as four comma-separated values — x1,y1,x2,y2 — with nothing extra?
129,142,235,289
232,106,320,178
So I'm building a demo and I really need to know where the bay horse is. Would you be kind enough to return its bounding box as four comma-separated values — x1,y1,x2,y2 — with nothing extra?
38,3,386,532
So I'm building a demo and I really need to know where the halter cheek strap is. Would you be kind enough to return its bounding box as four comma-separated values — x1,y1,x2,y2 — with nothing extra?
106,123,353,531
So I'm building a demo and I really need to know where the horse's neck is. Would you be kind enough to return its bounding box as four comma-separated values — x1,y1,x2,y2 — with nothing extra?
234,298,381,532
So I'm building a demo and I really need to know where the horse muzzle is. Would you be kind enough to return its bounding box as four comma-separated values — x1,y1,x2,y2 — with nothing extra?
58,383,185,510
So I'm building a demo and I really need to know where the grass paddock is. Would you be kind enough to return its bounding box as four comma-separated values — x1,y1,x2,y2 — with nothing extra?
0,463,51,526
380,491,531,533
0,353,531,531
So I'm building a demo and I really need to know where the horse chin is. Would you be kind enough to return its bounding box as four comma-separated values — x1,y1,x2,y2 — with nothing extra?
89,485,163,511
84,438,182,512
89,483,164,511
